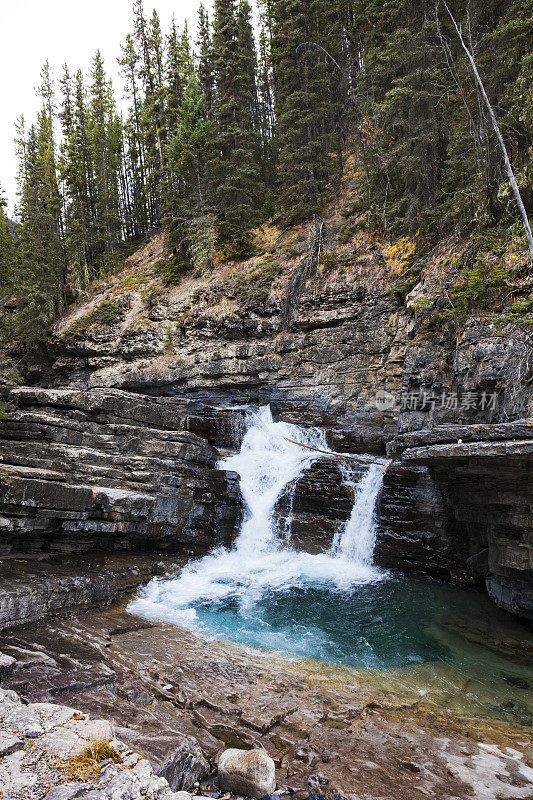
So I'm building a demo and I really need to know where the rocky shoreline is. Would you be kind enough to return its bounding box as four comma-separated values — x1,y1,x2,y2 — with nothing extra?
0,584,532,800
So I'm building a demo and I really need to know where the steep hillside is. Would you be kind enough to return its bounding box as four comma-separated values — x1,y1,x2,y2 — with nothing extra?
43,205,532,454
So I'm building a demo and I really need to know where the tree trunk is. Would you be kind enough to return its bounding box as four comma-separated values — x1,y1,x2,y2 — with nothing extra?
442,1,533,260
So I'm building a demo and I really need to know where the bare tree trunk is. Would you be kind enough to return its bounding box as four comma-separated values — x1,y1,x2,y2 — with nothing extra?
441,1,533,260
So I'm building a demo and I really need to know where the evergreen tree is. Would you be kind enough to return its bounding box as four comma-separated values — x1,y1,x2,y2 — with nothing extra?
212,0,262,254
270,0,349,220
119,33,149,236
0,189,15,292
14,101,66,342
165,19,194,135
165,74,215,272
197,5,215,117
86,51,123,271
133,0,163,224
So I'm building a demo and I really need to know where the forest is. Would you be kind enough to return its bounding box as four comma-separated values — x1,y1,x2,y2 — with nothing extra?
0,0,532,346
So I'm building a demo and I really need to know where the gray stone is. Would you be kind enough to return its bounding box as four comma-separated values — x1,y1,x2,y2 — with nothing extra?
36,727,86,757
64,717,114,742
30,701,84,730
217,748,276,798
1,705,45,738
43,784,94,800
0,733,23,756
104,771,142,800
0,651,17,680
156,736,209,791
0,687,20,706
165,793,193,800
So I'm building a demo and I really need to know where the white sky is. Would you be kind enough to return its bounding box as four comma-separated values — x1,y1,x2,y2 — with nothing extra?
0,0,208,215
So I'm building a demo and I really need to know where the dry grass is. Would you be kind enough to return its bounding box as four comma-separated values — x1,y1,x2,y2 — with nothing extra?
60,738,122,782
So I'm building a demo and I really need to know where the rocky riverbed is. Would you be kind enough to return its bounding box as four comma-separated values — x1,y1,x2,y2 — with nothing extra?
0,559,532,800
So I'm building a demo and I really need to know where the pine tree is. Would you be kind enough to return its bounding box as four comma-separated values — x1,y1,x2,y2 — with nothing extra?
212,0,262,254
197,5,215,117
270,0,349,220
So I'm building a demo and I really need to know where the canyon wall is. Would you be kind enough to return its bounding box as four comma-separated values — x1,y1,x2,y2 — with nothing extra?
1,232,531,618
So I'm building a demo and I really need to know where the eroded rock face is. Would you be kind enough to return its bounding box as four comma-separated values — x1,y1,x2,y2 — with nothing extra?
0,387,241,559
389,424,533,619
45,233,532,454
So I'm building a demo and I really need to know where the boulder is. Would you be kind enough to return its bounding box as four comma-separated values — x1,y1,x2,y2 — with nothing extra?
156,736,209,791
217,748,276,798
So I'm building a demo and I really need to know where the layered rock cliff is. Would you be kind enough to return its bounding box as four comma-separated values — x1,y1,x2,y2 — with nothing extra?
44,230,532,453
0,386,241,559
1,225,531,619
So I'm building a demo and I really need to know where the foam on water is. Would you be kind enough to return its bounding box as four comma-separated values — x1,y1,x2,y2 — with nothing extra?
129,406,388,637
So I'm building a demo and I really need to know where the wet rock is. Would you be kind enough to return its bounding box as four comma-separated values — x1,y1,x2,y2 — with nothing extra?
156,735,210,791
389,423,533,619
217,748,276,798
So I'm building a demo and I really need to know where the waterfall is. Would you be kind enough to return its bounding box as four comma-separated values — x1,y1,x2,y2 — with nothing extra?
129,406,388,631
332,462,387,565
220,406,329,555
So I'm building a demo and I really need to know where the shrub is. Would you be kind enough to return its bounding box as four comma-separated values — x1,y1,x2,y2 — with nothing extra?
156,258,187,287
233,258,281,306
446,254,513,315
68,300,121,334
61,739,122,782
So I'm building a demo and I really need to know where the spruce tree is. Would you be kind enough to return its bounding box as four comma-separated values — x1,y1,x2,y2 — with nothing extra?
165,74,215,272
119,34,149,236
14,103,66,342
0,189,15,292
197,5,215,117
270,0,349,220
212,0,262,254
86,51,123,271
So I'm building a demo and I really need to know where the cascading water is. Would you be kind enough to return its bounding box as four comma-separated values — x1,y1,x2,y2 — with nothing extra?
129,404,533,708
129,406,409,664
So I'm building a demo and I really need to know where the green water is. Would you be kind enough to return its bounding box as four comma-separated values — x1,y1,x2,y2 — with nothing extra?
188,572,533,726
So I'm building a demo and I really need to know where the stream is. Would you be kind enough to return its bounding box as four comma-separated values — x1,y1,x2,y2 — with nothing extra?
130,407,533,725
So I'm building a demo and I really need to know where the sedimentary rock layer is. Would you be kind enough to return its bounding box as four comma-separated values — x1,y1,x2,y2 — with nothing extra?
389,423,533,619
0,387,241,558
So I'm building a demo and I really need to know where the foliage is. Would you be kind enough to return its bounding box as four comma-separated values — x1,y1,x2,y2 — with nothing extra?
68,299,121,333
155,258,186,286
61,739,122,782
496,298,533,329
446,255,513,315
233,257,281,305
2,0,533,350
270,0,349,221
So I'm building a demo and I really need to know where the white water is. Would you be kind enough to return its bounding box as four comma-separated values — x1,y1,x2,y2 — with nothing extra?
129,406,388,631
